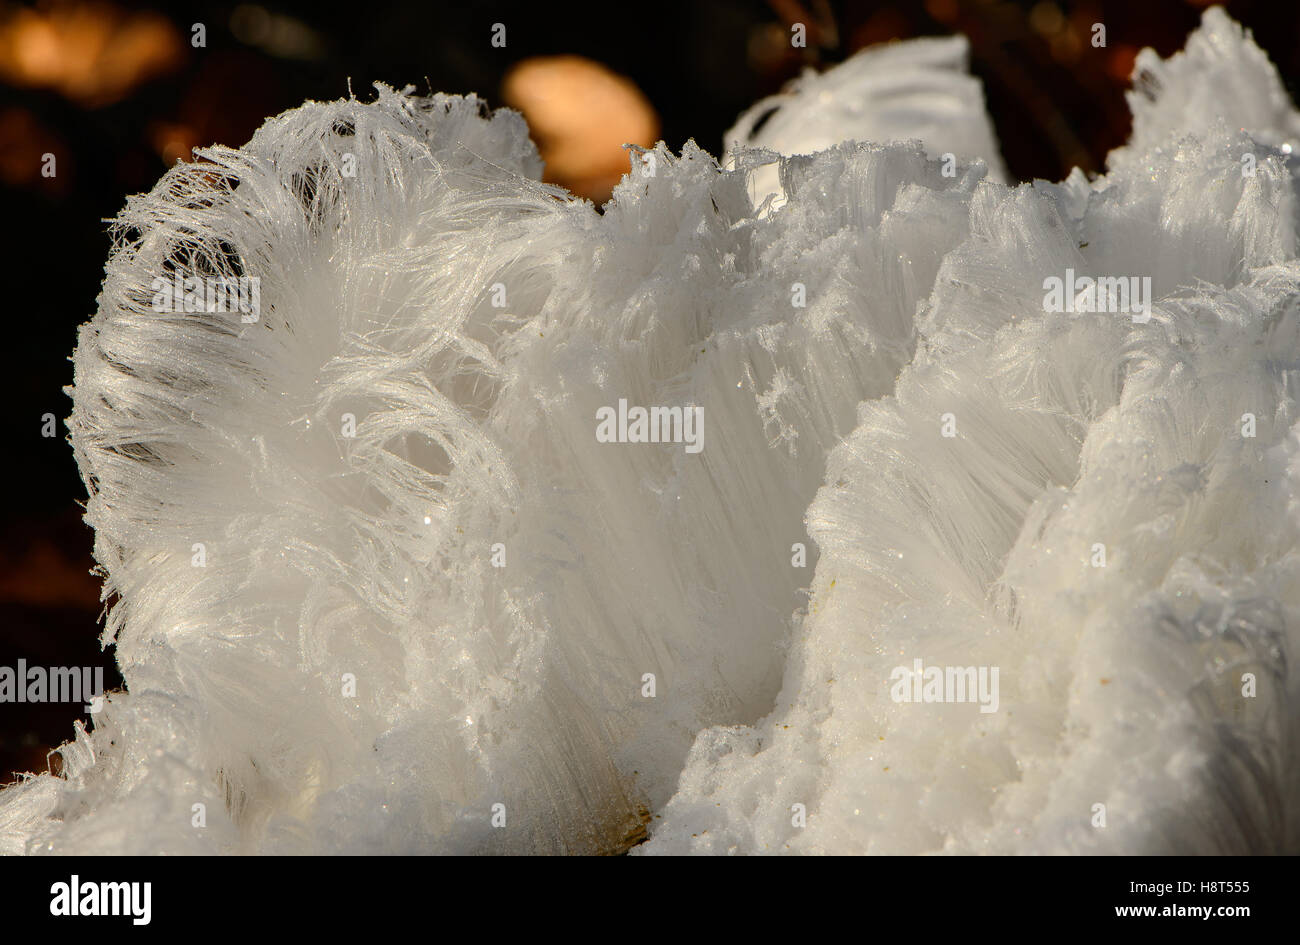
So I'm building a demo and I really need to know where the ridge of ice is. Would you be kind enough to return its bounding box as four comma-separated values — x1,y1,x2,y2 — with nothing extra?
1,7,1297,855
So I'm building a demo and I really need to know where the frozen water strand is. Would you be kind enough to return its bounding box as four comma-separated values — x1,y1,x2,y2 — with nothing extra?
641,7,1300,855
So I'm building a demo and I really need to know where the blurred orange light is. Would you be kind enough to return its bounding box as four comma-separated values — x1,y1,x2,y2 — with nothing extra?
0,1,183,107
502,55,659,203
0,106,66,189
149,120,198,166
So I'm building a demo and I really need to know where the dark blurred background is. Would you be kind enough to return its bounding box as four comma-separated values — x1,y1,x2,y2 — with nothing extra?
3,0,1298,784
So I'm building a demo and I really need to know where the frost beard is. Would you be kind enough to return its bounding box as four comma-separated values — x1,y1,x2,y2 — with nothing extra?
2,7,1299,855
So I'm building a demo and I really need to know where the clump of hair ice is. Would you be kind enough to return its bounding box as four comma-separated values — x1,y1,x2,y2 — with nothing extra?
2,6,1298,855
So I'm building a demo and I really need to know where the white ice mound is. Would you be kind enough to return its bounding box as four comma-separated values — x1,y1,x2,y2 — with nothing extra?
642,10,1300,855
725,34,1007,209
2,8,1298,856
1112,6,1300,170
3,87,980,855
